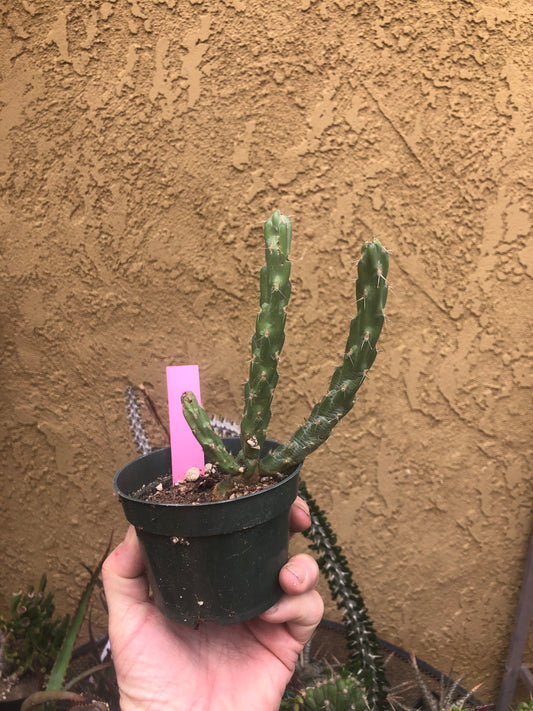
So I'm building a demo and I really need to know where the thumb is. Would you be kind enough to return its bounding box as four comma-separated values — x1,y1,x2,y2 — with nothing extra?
102,526,150,608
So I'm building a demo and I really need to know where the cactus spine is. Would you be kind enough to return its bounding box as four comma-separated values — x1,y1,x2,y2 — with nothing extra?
181,211,389,497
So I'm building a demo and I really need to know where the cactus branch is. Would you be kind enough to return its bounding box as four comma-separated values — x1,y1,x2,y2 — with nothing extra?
181,391,241,476
239,210,292,476
260,239,388,475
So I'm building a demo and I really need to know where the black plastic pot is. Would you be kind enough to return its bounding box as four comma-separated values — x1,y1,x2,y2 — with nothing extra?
113,438,301,627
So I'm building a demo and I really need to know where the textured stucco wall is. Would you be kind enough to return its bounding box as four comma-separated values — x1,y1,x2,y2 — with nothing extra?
1,0,532,703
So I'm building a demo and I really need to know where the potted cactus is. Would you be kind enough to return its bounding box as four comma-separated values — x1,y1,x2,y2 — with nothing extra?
114,210,389,627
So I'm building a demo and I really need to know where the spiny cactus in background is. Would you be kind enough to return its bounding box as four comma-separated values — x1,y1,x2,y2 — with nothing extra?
208,415,240,439
280,668,368,711
408,653,481,711
126,385,152,456
299,480,388,710
182,210,389,496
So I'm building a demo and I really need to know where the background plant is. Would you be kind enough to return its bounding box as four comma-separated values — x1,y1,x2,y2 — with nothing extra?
0,541,111,711
298,481,388,710
405,653,481,711
280,668,368,711
0,575,70,679
513,700,533,711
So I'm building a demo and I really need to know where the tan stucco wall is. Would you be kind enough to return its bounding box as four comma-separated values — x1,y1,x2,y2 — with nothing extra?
1,0,532,703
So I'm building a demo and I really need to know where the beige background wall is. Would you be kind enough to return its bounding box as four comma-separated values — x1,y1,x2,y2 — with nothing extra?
1,0,532,703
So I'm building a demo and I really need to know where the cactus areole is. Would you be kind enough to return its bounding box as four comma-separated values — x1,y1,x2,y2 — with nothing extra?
181,210,389,500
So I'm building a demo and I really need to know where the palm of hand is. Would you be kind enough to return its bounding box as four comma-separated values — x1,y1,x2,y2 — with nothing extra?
104,507,321,711
111,599,301,711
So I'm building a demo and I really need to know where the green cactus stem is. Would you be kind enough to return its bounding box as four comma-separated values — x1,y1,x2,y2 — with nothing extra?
181,392,242,477
239,210,292,477
259,238,388,476
281,669,368,711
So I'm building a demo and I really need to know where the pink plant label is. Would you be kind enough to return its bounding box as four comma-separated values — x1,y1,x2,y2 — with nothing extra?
166,365,205,483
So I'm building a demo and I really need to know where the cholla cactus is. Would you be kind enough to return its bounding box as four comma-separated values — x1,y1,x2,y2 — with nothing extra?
182,210,389,497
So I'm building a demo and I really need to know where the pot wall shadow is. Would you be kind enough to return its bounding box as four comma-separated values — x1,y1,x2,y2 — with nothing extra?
1,0,532,703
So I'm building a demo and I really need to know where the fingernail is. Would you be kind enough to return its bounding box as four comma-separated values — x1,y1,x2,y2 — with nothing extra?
125,525,137,544
263,601,279,616
294,499,310,517
284,564,304,585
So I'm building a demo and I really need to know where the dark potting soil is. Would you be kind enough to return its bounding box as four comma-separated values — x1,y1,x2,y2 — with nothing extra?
136,464,282,504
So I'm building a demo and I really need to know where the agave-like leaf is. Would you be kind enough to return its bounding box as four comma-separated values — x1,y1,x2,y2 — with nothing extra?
45,538,111,692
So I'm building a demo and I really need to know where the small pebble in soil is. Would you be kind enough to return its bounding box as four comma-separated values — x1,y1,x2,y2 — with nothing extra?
185,467,201,482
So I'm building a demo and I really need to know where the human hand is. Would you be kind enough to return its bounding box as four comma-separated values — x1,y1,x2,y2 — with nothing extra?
102,497,323,711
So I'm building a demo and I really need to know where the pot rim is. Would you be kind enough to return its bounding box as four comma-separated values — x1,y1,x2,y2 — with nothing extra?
113,444,300,511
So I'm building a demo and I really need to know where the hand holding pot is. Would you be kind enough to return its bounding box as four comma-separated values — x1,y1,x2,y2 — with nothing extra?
103,498,324,711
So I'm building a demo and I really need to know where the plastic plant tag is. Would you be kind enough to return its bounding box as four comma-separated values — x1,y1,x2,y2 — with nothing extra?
166,365,205,483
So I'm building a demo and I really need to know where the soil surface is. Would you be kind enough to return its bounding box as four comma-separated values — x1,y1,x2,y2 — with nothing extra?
137,465,283,504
